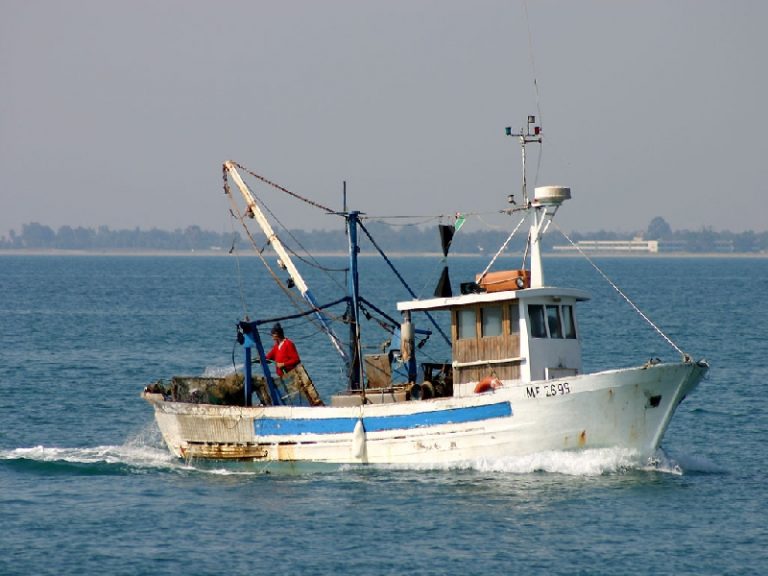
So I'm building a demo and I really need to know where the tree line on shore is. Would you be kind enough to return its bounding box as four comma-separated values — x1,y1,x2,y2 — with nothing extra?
1,217,766,254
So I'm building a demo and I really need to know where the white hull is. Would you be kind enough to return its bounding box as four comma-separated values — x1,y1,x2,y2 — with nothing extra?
144,361,706,464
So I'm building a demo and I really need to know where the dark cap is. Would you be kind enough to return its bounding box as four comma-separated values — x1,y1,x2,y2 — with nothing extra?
271,323,284,338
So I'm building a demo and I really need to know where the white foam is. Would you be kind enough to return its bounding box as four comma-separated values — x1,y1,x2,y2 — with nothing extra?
1,423,177,471
640,455,683,475
371,447,694,477
1,443,176,469
197,467,263,476
472,447,643,476
645,450,723,475
1,434,716,479
202,364,239,378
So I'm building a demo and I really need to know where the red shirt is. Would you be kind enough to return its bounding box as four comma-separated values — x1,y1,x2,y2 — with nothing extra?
266,338,300,376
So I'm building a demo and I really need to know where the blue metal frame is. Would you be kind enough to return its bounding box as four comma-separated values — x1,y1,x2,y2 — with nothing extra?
347,211,363,390
239,321,283,407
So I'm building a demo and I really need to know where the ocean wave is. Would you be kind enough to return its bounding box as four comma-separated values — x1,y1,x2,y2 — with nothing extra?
0,443,179,475
652,451,725,475
0,432,277,478
1,438,721,479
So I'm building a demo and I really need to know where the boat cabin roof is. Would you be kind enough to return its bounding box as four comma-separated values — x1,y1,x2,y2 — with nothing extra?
397,287,591,313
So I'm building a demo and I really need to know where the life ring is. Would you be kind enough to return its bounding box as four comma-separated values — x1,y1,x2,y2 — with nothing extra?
474,376,503,394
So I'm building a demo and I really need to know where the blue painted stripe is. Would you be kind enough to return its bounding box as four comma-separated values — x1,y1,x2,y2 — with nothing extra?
254,401,512,437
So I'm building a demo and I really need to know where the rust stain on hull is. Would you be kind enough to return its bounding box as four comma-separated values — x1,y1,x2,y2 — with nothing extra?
181,442,268,460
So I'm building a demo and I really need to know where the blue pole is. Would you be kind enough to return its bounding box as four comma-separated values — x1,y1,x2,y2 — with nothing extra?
251,328,282,406
347,211,362,390
244,345,253,406
239,321,283,406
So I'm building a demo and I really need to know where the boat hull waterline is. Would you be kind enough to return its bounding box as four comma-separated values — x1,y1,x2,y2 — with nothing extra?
144,361,706,464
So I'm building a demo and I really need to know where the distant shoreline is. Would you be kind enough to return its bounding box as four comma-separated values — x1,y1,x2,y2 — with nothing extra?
1,249,766,258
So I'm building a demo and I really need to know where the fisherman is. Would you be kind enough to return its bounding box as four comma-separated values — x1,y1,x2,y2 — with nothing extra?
266,323,324,406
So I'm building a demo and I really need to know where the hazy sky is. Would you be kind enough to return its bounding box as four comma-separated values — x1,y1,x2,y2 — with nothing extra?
2,0,766,240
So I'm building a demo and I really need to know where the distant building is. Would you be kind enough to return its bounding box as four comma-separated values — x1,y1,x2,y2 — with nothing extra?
553,237,659,253
552,237,736,254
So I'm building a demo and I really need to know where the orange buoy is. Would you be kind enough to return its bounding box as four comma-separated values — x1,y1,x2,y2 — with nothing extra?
474,376,503,394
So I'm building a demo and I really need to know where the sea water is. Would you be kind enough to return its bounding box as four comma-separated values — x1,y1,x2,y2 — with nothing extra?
0,254,766,575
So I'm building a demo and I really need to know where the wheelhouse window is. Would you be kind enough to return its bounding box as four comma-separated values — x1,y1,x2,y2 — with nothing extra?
456,308,476,340
509,303,520,334
528,304,547,338
562,305,577,339
481,305,502,338
528,302,577,339
546,305,563,338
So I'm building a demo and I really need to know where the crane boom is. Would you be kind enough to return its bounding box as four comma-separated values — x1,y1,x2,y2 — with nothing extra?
224,161,348,362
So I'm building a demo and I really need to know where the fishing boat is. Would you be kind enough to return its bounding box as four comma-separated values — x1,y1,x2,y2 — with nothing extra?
143,116,708,463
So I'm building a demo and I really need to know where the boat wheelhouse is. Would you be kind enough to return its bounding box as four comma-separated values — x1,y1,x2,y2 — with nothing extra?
397,285,589,396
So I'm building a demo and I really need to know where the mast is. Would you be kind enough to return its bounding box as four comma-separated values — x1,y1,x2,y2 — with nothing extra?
346,210,363,390
505,116,543,288
224,161,348,362
504,118,569,288
505,115,542,206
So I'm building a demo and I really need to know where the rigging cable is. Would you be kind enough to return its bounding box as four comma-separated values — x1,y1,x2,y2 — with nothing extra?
477,214,529,283
552,221,690,361
248,296,349,327
357,220,451,346
228,213,251,320
232,162,349,281
474,212,517,231
250,187,348,276
223,176,330,330
229,160,336,214
415,256,452,300
361,215,442,227
362,209,513,224
223,167,352,336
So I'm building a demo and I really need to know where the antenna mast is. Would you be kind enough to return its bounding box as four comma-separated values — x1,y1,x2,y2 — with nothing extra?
505,115,542,205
